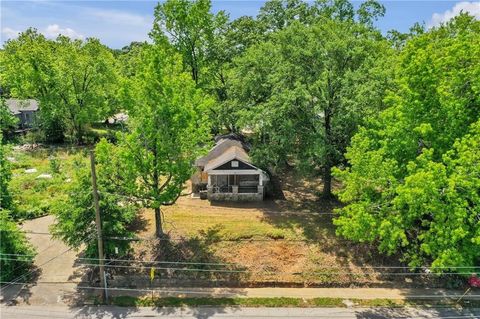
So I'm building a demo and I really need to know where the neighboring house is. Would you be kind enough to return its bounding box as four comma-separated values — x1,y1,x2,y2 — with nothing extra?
193,134,269,201
107,112,129,124
6,99,39,130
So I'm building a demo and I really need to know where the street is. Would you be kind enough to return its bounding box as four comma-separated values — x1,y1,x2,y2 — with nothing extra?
1,306,480,319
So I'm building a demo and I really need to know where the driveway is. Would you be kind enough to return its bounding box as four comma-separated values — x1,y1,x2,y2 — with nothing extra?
1,215,84,305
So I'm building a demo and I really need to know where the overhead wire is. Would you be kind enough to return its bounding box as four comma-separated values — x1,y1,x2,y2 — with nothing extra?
1,281,480,301
2,253,479,271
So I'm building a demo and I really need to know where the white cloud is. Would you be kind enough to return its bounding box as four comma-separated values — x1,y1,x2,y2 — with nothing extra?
429,1,480,28
87,8,152,27
1,27,21,40
43,24,84,39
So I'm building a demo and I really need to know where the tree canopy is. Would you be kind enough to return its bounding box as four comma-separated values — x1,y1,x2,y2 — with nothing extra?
2,29,120,143
333,15,480,270
95,45,212,237
230,17,393,196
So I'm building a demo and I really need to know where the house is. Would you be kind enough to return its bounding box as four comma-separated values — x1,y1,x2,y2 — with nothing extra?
6,99,39,129
193,134,269,201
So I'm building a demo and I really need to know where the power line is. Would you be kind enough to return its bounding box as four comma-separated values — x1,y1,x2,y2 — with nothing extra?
74,263,478,276
2,253,479,270
1,281,480,301
0,233,96,293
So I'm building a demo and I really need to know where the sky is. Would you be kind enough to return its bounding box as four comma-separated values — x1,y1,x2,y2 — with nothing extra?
1,1,479,49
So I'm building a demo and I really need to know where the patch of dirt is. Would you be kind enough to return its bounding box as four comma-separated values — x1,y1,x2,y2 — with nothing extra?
122,169,440,288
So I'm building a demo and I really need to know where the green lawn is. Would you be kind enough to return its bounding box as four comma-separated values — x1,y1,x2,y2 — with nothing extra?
108,295,480,308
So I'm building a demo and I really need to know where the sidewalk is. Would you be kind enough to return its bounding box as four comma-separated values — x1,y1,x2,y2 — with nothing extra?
106,286,480,300
3,282,479,306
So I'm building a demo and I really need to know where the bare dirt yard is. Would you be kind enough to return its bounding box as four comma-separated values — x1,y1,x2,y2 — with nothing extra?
119,170,437,288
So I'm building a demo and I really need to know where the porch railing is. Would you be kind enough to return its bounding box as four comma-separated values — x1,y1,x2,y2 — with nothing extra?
212,185,233,193
238,186,258,194
211,185,259,194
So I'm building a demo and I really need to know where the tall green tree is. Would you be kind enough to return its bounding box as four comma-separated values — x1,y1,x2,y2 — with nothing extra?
0,133,35,281
97,46,211,237
333,15,480,269
51,154,136,258
2,29,120,143
0,133,13,211
0,98,18,137
152,0,227,87
231,18,392,197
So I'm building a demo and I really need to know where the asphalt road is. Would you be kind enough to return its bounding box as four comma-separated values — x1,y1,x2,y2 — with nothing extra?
1,306,480,319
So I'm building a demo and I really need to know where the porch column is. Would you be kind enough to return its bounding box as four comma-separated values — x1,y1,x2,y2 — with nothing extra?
207,174,213,197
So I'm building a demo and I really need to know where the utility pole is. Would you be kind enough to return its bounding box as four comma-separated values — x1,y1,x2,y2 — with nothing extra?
90,150,107,302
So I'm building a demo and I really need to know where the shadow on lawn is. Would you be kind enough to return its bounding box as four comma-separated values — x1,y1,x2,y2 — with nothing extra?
252,170,410,287
147,227,249,285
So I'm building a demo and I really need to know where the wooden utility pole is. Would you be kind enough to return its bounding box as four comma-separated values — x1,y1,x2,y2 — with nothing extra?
90,150,107,302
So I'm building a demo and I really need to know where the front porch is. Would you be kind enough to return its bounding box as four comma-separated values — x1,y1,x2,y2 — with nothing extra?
207,172,265,201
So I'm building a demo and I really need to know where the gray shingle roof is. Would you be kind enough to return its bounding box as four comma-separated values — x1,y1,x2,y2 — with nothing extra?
6,99,39,115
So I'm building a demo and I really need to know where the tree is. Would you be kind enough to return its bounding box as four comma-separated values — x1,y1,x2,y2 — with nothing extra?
51,154,136,258
97,46,212,237
357,0,385,25
231,18,392,197
0,98,18,137
258,0,313,32
0,133,35,281
152,0,227,87
0,133,13,211
333,15,480,269
2,29,120,143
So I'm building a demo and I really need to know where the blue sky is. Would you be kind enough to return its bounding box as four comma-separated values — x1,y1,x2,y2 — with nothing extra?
1,1,479,48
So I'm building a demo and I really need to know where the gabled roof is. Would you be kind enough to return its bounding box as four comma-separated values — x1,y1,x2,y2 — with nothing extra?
6,99,39,115
204,145,251,172
196,133,252,167
196,139,243,167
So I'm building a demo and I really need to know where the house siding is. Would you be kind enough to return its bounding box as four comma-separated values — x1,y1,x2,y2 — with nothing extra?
213,159,256,170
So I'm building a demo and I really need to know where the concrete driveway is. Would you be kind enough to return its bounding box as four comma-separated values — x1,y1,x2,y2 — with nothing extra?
1,215,85,305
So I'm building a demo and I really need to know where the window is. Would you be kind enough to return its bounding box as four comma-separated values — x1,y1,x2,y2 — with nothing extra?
231,161,239,168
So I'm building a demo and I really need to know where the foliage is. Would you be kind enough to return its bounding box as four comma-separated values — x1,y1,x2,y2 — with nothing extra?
0,98,19,136
8,147,77,220
95,45,212,237
0,134,13,211
0,135,35,281
0,211,36,281
333,15,480,270
2,29,120,143
51,155,136,258
152,0,227,87
231,17,393,196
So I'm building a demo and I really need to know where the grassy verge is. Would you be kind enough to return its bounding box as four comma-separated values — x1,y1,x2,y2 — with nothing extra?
107,296,480,308
109,296,345,308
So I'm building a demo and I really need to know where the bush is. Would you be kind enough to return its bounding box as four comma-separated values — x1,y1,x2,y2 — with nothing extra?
51,157,136,258
0,211,36,281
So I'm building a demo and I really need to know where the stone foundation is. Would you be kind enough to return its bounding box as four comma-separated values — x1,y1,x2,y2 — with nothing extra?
207,185,264,201
209,192,263,201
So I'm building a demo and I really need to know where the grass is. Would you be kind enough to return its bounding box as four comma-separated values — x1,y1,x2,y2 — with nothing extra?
109,296,345,308
107,296,480,308
147,198,334,242
8,146,87,220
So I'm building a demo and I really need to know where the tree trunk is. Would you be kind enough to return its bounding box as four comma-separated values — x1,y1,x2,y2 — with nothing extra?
154,207,163,237
322,164,332,198
323,99,333,199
